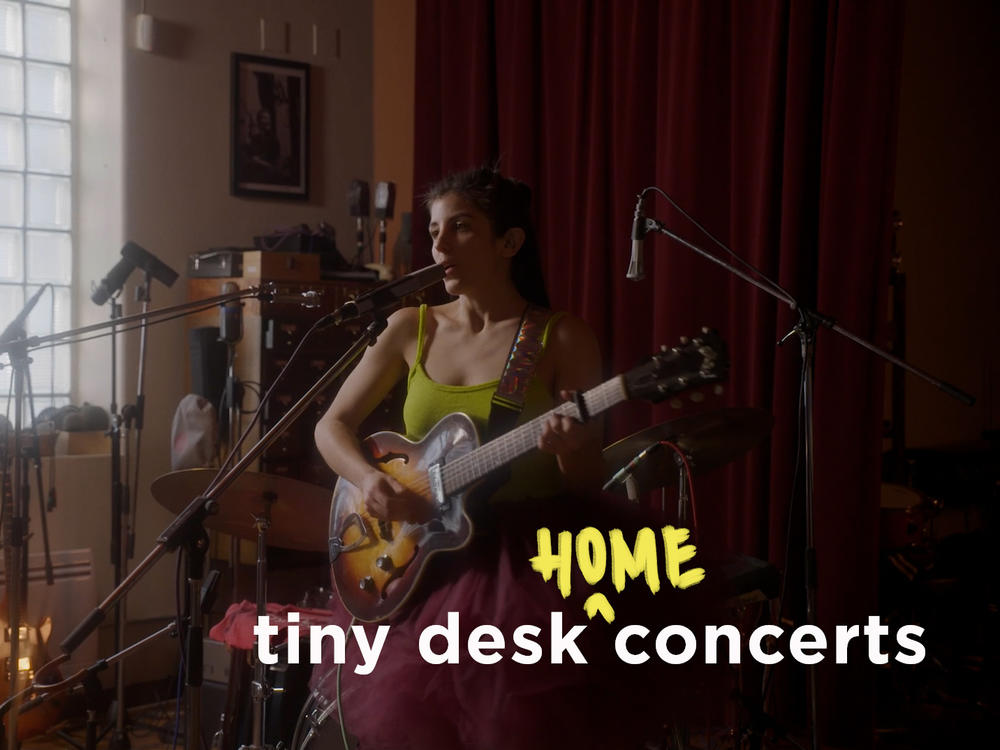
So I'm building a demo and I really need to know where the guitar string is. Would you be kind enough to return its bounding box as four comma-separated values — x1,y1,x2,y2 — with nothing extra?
364,377,627,501
440,377,626,494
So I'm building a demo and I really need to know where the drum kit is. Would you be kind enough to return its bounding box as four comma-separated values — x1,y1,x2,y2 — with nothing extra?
148,406,774,749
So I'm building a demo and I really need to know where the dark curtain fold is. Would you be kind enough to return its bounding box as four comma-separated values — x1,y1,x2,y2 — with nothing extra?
413,1,904,744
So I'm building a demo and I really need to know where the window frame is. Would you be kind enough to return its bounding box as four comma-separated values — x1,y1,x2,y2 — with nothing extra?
0,0,74,419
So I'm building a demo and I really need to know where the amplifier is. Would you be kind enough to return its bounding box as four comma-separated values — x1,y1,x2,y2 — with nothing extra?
187,248,249,278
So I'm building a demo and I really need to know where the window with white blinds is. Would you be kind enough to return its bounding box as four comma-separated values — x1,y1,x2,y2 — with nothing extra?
0,0,72,421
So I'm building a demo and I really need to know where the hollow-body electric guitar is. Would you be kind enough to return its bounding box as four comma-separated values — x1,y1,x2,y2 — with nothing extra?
328,330,728,622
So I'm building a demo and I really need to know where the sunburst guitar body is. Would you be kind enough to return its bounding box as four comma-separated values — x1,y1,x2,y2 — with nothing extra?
329,413,480,623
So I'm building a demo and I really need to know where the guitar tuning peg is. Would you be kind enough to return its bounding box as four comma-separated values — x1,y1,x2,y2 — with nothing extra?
679,336,689,345
713,385,724,395
701,326,710,334
660,344,669,353
670,398,683,409
690,391,704,403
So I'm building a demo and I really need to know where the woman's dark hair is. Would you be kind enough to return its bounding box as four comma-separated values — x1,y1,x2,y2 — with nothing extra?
423,165,550,308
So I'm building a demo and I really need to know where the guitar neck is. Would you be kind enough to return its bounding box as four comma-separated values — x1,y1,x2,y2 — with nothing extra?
440,376,629,495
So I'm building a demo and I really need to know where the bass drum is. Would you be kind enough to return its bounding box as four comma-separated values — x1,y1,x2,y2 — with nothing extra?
880,483,934,549
290,690,357,750
215,642,314,749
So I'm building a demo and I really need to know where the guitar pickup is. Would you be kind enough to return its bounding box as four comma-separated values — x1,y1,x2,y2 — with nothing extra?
428,463,447,510
377,519,393,542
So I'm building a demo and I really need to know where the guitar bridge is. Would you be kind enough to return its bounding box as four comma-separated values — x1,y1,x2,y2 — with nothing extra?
329,513,370,561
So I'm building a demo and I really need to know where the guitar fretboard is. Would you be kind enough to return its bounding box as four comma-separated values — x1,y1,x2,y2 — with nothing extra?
440,376,628,494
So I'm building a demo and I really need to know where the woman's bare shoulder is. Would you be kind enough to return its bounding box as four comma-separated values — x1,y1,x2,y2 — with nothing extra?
550,311,599,351
548,312,603,389
380,305,422,353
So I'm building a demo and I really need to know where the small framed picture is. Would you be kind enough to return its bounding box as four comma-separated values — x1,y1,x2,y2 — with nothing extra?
231,53,310,200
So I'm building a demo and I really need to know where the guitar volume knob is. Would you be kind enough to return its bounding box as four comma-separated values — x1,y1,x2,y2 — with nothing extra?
359,576,375,592
375,555,394,571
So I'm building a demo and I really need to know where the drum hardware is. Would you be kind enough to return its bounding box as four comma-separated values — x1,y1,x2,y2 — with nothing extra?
602,408,774,508
151,474,332,750
291,691,340,750
151,469,332,552
240,499,276,750
673,449,692,526
879,483,942,550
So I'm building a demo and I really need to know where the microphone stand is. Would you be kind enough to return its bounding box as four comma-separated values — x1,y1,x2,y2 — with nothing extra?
6,570,219,750
0,286,269,359
102,286,130,750
108,267,155,750
2,310,390,750
0,339,54,750
1,303,57,750
0,285,258,750
3,336,28,750
638,215,974,750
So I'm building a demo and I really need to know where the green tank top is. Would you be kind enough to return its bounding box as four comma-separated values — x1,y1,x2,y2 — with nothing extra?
403,304,566,502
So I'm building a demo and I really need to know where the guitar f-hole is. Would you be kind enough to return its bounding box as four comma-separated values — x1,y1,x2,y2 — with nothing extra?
372,451,408,466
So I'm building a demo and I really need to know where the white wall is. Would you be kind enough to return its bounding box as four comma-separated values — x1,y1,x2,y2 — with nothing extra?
115,0,373,620
38,0,374,689
74,0,126,407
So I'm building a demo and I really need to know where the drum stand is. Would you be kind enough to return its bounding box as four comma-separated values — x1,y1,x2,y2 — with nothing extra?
674,450,691,528
240,498,277,750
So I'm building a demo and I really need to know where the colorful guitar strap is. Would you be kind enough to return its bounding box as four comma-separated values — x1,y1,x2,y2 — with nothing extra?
486,304,558,440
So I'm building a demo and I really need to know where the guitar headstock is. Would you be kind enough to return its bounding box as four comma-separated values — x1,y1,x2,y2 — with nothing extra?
624,328,729,403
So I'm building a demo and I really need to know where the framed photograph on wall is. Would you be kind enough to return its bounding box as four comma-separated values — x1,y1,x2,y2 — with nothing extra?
231,53,310,199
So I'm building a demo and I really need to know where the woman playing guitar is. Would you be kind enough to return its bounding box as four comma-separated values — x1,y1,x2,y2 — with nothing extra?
312,166,632,749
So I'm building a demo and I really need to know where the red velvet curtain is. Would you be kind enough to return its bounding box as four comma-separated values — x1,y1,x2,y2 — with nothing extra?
413,1,903,744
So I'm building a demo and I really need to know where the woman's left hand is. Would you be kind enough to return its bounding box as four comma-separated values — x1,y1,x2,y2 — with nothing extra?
538,390,593,475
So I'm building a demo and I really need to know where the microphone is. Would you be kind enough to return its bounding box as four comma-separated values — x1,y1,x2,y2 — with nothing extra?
91,242,179,305
602,442,663,492
91,256,137,305
627,193,646,281
121,241,179,289
0,284,49,344
348,179,370,263
261,287,325,308
326,263,445,326
219,282,243,343
374,181,396,265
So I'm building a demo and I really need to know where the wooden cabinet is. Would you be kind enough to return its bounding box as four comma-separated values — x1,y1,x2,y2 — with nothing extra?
186,252,405,489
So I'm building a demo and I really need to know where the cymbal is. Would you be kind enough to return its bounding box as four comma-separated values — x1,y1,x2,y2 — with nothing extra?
150,468,330,551
603,408,773,495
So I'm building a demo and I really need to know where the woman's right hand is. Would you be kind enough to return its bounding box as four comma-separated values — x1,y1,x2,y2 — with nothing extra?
359,471,432,524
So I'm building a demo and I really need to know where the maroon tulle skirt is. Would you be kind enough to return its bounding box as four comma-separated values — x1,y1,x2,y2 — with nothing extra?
310,494,728,750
